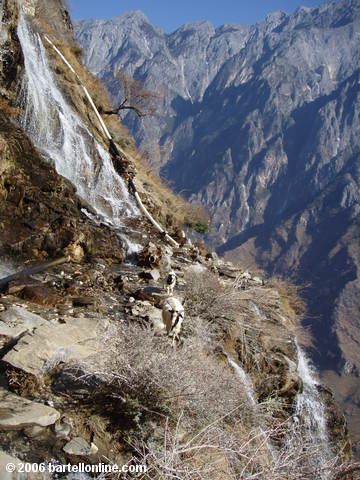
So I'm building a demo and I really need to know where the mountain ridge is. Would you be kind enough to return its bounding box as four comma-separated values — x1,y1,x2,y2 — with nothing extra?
75,0,360,447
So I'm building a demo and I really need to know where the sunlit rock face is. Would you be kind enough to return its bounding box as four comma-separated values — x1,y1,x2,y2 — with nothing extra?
22,0,37,17
0,0,355,469
75,11,251,171
76,0,360,445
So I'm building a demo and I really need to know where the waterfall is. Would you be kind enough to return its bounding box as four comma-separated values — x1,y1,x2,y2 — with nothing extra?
223,350,275,461
296,347,329,445
295,346,332,460
227,356,257,407
282,345,333,477
0,3,6,63
17,12,139,235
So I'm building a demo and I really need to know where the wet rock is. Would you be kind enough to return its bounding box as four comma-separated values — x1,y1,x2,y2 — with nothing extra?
22,0,37,17
321,385,352,455
343,360,359,376
0,388,60,430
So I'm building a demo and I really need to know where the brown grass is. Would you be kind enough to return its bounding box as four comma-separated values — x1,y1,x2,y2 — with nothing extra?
132,152,209,230
0,97,19,118
267,277,314,348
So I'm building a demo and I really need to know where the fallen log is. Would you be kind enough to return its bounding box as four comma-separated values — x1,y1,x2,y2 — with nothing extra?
0,256,70,293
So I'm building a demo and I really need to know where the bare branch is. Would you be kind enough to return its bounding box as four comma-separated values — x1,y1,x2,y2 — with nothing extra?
106,70,160,118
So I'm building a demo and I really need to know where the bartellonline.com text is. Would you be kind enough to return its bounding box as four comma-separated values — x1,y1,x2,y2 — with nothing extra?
5,461,147,475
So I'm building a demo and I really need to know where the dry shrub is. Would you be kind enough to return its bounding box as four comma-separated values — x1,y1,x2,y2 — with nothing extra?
126,416,352,480
129,149,210,230
74,322,249,433
183,270,284,339
267,277,306,319
183,270,245,333
130,417,274,480
0,97,19,118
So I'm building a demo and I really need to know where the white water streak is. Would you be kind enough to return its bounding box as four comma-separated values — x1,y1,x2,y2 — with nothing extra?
0,261,16,278
227,357,257,406
225,353,275,460
285,345,333,477
17,13,139,229
295,346,330,448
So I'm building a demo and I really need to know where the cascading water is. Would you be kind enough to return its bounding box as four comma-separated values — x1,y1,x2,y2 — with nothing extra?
17,12,139,243
0,3,7,62
280,344,334,478
296,347,329,444
227,356,257,407
223,350,275,461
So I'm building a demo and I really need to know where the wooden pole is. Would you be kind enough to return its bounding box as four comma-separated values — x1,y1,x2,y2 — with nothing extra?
0,256,70,293
43,35,180,249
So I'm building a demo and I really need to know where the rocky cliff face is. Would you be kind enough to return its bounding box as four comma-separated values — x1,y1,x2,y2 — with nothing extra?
75,12,251,170
75,0,360,445
0,0,356,477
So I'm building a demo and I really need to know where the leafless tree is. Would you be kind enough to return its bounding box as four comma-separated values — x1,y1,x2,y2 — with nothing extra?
101,71,159,118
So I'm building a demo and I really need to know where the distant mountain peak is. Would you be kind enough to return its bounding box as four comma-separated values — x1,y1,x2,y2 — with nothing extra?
76,2,360,439
115,10,150,23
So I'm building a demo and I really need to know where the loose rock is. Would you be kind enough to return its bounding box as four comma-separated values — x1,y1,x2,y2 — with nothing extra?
0,388,60,430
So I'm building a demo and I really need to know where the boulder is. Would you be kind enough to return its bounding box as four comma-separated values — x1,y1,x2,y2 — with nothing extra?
2,316,107,383
0,449,49,479
0,306,47,354
139,269,161,282
134,286,164,307
63,437,98,457
0,388,60,430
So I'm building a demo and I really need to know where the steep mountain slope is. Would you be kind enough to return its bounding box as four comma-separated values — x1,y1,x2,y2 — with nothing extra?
75,12,251,169
1,0,356,477
75,0,360,444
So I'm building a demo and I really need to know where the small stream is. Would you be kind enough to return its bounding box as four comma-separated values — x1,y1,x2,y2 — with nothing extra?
292,345,333,474
223,350,276,461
